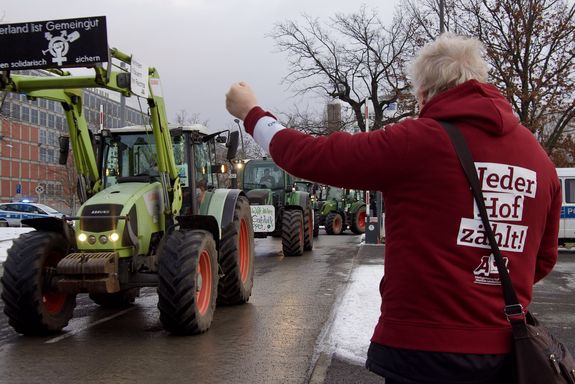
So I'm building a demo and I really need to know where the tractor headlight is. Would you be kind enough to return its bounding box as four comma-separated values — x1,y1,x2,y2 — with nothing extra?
110,232,119,242
78,233,87,242
88,235,97,245
99,235,108,244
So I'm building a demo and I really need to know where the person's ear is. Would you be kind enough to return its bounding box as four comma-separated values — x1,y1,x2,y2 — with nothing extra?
417,89,428,108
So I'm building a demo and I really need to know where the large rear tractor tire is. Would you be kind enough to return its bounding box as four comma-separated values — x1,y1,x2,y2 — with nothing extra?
303,207,314,251
282,209,305,256
158,230,218,335
325,212,344,235
90,288,140,308
1,231,76,335
218,195,255,306
350,205,367,235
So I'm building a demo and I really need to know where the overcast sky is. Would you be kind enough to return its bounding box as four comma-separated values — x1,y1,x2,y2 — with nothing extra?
1,0,399,131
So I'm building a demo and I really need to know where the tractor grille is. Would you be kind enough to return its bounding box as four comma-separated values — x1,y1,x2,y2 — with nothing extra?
80,204,123,232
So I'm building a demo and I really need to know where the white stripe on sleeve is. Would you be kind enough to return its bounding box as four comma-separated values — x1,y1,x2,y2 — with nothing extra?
253,116,285,154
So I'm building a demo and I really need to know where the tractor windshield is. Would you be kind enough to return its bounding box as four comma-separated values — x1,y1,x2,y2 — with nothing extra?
327,187,344,201
103,131,185,188
192,140,215,191
243,163,282,190
103,132,158,187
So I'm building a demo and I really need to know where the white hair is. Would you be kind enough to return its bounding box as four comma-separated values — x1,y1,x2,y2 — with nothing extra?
409,33,489,101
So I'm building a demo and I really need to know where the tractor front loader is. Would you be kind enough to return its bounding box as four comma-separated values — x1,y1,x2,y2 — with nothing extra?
0,17,254,336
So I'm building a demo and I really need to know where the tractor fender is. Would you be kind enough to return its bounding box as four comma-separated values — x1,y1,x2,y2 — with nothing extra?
177,214,221,251
204,188,246,240
286,191,311,210
348,201,366,214
21,216,77,248
320,200,337,216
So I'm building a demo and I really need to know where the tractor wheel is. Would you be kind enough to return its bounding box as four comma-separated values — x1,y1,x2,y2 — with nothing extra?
325,212,344,235
90,288,140,308
282,209,304,256
158,229,218,334
351,205,367,235
303,207,314,251
313,209,320,237
217,195,255,306
1,231,76,335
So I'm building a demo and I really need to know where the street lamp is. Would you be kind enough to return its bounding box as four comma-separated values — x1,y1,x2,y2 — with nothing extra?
234,118,246,159
0,136,14,200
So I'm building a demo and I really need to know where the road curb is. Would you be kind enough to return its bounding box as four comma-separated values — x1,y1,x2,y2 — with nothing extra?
356,244,384,259
308,352,333,384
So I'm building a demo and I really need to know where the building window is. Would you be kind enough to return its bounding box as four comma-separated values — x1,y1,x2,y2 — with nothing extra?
48,148,54,163
1,101,10,116
40,111,47,126
49,131,56,147
22,106,30,122
48,100,55,112
11,104,20,120
48,114,55,129
56,116,63,131
39,98,46,109
40,147,47,162
31,109,38,125
40,129,47,145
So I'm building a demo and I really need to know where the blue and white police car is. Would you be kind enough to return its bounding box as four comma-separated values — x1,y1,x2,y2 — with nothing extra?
0,201,63,227
558,168,575,246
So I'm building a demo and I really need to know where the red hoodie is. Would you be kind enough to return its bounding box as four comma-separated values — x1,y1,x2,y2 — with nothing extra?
243,80,560,354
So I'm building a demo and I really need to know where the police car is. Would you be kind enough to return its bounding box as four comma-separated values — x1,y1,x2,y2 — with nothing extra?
0,201,63,227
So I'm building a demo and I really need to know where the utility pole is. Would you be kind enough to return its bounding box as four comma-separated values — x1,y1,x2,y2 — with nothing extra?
234,118,246,159
439,0,445,33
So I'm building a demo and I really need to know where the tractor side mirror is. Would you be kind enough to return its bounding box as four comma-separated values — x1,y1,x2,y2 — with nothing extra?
58,135,70,165
226,131,239,160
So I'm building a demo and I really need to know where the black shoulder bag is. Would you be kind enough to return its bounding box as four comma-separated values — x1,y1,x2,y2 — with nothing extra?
440,121,575,384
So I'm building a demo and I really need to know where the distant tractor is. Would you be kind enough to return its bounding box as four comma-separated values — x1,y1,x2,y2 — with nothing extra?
317,186,367,235
293,180,321,237
237,159,314,256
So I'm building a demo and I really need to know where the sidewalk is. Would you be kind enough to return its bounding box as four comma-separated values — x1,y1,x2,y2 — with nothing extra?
0,227,34,263
312,243,386,383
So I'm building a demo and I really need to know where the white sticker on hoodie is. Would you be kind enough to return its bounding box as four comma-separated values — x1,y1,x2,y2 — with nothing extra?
455,163,537,285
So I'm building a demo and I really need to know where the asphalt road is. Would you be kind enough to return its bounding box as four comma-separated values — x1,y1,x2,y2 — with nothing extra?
0,232,385,384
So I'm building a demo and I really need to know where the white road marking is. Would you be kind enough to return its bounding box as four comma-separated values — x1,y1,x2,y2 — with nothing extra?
45,307,136,344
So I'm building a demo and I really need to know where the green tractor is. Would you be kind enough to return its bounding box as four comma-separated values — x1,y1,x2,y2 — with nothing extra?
317,186,367,235
0,21,254,336
293,180,321,237
236,159,314,256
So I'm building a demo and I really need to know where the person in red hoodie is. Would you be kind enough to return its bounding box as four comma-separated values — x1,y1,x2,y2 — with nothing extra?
226,33,560,383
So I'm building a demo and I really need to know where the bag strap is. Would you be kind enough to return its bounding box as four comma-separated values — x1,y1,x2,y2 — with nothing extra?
439,121,525,321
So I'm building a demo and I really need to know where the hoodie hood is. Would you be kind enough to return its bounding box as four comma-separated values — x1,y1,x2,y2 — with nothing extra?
420,80,519,136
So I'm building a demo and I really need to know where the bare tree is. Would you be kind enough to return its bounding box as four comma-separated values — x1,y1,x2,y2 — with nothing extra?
175,109,210,127
278,103,356,136
404,0,575,163
242,135,268,159
271,6,420,132
48,151,79,214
